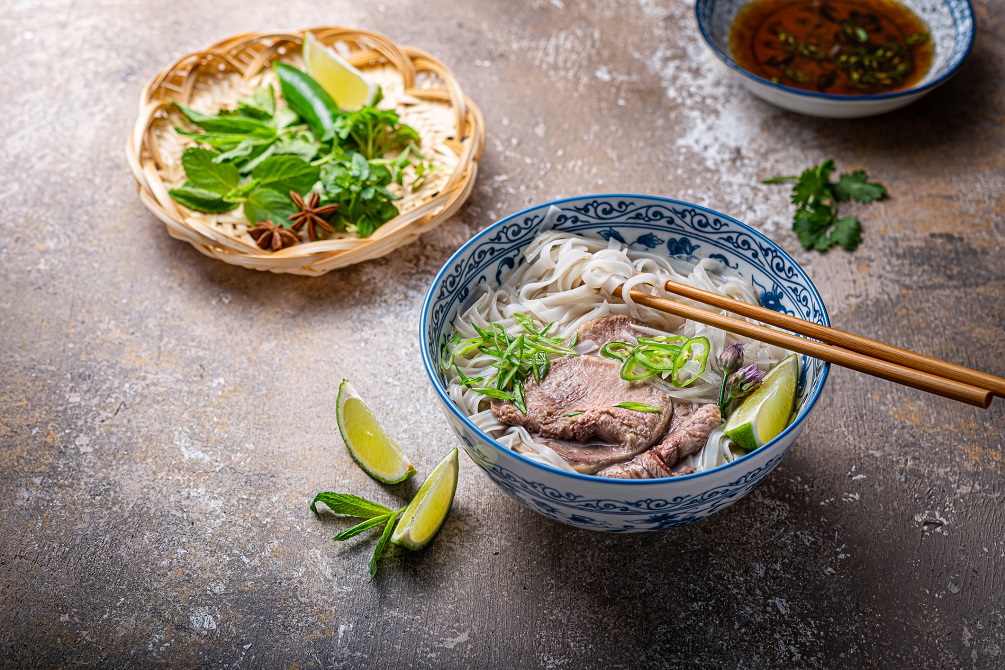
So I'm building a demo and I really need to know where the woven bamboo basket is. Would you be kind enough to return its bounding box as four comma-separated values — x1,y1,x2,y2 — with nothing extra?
127,28,484,276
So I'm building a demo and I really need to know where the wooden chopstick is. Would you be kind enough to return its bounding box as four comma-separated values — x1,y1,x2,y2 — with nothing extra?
661,279,1005,399
612,286,994,409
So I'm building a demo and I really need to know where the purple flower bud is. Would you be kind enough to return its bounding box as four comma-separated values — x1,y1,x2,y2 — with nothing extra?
717,342,745,376
726,364,766,400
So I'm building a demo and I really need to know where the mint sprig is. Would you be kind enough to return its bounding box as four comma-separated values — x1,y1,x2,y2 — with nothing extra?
311,492,406,579
764,160,886,252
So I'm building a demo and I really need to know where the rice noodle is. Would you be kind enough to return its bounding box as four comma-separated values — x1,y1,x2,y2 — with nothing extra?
446,230,790,474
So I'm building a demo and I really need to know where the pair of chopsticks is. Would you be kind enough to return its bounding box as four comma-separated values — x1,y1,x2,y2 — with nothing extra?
612,279,1004,409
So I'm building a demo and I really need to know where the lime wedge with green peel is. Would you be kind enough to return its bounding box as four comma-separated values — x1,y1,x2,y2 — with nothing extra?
336,379,416,484
724,354,799,452
391,448,459,550
302,32,379,111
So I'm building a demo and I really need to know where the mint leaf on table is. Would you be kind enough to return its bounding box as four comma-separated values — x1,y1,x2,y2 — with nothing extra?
243,186,297,225
181,148,241,195
369,513,400,579
310,491,407,579
168,186,239,213
311,492,392,519
833,171,887,204
763,160,886,253
334,515,394,542
250,155,320,195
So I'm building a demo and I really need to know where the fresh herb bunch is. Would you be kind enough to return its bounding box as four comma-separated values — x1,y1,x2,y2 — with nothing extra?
168,63,432,242
311,493,404,579
444,315,578,414
763,159,886,252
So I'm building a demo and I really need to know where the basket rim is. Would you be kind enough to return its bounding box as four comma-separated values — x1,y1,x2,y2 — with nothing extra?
127,26,484,276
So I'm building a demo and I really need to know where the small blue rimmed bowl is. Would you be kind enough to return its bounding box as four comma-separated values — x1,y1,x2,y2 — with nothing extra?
420,195,831,532
695,0,975,118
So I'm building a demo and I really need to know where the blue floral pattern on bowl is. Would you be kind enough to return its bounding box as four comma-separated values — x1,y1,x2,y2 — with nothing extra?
421,195,831,532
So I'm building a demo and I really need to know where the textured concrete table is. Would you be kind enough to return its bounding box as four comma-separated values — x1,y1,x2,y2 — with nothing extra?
2,0,1003,667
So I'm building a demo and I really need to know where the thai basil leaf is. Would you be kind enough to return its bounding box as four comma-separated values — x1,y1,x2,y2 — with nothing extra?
175,102,276,136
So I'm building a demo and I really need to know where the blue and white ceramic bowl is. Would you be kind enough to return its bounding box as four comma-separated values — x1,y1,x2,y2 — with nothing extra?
695,0,975,118
420,195,830,532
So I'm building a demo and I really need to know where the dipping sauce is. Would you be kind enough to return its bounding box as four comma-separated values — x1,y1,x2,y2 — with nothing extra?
729,0,933,94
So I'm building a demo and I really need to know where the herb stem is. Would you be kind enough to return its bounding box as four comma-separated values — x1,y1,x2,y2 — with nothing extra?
761,175,798,184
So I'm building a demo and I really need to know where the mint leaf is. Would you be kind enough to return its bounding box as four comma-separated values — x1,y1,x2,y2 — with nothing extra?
333,514,391,541
834,170,887,204
310,492,392,519
168,187,239,213
791,159,835,208
612,402,663,412
369,512,399,579
251,155,320,195
829,216,863,251
181,148,240,195
243,187,296,225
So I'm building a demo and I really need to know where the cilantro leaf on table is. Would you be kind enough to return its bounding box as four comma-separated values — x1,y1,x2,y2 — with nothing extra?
763,160,886,252
833,170,887,204
790,159,834,208
829,216,864,251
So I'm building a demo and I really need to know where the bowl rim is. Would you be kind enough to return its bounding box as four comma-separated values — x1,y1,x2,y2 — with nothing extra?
420,194,831,485
694,0,975,102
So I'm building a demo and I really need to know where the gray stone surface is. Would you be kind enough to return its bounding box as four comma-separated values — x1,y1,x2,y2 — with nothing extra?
1,0,1003,668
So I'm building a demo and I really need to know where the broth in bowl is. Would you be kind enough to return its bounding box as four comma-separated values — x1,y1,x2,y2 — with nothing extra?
729,0,933,94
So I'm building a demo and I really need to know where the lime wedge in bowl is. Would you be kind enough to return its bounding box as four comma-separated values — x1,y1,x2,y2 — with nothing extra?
302,31,379,110
336,379,416,484
391,448,458,550
724,353,799,452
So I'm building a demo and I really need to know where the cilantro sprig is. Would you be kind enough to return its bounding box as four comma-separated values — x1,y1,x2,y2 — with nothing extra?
764,160,887,252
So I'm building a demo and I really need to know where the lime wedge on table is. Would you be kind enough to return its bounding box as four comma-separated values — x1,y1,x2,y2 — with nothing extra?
336,380,416,484
302,32,379,111
391,449,459,550
724,354,799,452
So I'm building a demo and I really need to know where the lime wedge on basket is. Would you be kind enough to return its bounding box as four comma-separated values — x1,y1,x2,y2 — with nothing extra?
302,31,379,110
336,379,416,484
391,448,459,550
724,353,799,452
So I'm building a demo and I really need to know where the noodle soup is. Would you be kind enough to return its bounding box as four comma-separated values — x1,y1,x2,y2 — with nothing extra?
442,230,796,480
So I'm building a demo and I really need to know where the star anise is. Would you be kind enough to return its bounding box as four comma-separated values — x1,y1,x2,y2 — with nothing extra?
288,190,340,241
248,219,300,252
